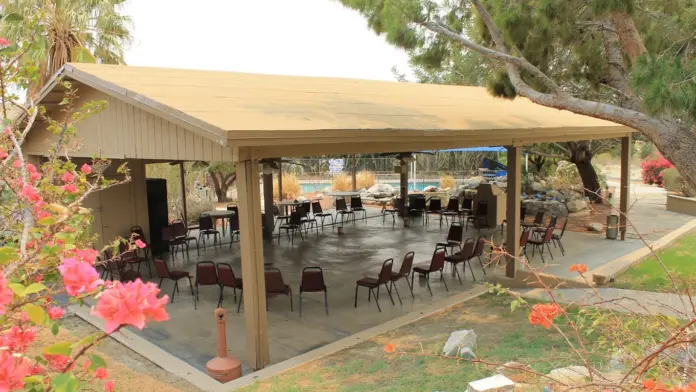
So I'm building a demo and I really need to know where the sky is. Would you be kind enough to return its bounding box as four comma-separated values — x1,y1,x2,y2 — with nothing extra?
121,0,412,81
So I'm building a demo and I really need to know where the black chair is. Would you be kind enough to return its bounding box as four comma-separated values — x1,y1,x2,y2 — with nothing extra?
172,220,199,255
194,261,219,309
527,226,555,263
410,197,427,224
355,259,394,312
382,197,403,225
350,196,367,222
311,201,334,230
228,209,240,244
298,202,318,236
130,225,151,260
390,251,415,302
216,263,242,309
552,218,568,255
460,197,474,216
198,214,221,248
523,210,545,230
436,223,464,255
501,205,527,235
465,201,489,231
445,238,475,285
335,198,355,225
154,258,193,303
278,211,304,245
265,268,293,312
273,204,290,233
425,197,443,227
533,214,558,239
472,235,489,274
412,249,448,296
299,267,328,317
441,197,461,225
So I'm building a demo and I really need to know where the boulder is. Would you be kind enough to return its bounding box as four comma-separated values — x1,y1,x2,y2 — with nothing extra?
566,199,588,213
315,194,324,200
442,329,477,357
374,192,392,199
548,366,590,385
296,195,307,202
587,222,604,232
522,200,567,217
568,209,590,218
467,375,515,392
423,186,439,193
530,181,544,193
367,183,395,196
494,181,507,189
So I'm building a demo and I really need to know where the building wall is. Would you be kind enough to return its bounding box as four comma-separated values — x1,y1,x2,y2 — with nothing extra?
24,87,234,162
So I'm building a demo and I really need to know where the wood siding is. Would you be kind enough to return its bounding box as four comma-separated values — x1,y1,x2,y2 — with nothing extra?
24,87,234,162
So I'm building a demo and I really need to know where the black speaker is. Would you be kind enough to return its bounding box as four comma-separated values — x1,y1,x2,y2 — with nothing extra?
146,178,169,254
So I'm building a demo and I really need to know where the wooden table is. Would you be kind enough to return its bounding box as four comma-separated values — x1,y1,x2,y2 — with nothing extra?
204,210,235,237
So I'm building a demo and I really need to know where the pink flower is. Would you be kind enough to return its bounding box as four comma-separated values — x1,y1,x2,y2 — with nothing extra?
2,127,10,135
61,183,78,193
92,279,169,333
0,351,30,391
29,171,41,182
0,38,9,47
28,362,43,376
82,359,91,372
0,273,13,315
74,248,99,265
44,354,71,371
12,159,20,168
36,210,51,220
1,326,36,353
81,163,92,174
104,380,115,392
94,367,108,380
25,163,37,173
61,171,75,183
19,184,41,202
48,306,65,320
58,257,103,297
0,148,7,160
134,239,146,249
33,273,43,283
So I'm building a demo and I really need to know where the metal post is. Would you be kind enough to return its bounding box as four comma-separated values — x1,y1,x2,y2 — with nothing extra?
620,136,632,240
277,162,283,201
235,159,270,369
505,146,522,278
179,162,188,223
351,154,357,191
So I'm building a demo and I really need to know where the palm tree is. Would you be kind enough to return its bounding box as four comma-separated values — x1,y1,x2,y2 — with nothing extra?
0,0,132,91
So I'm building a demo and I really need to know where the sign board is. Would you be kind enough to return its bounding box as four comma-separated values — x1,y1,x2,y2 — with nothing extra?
328,159,344,175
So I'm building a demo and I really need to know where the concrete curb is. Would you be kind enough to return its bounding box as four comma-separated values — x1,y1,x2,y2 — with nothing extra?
70,286,487,391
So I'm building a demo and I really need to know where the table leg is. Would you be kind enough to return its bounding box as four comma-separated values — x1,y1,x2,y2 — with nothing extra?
221,217,226,237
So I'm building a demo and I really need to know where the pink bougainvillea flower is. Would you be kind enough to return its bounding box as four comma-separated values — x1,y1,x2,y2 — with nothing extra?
48,306,65,320
61,183,79,193
61,171,75,183
58,257,103,297
82,359,91,372
2,127,10,135
1,326,36,353
94,367,109,380
25,163,37,173
44,354,72,372
33,273,43,283
528,303,563,329
36,210,51,221
104,380,115,392
0,147,7,160
81,163,92,174
29,171,41,182
134,239,146,249
0,38,9,47
92,279,169,333
12,159,20,168
74,248,99,265
0,272,14,315
19,184,41,203
28,362,43,376
0,350,30,391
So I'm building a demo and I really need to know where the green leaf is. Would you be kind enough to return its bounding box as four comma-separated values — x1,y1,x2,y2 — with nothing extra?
24,283,47,296
88,354,107,371
51,373,78,392
72,333,99,348
510,299,520,312
3,13,23,22
0,247,19,264
72,47,96,64
51,323,60,336
23,375,44,385
44,341,73,356
23,303,46,325
37,217,57,226
8,283,24,296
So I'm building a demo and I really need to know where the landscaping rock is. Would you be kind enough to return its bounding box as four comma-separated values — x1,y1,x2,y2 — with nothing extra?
548,366,590,385
442,329,477,357
496,361,529,376
467,374,515,392
530,181,544,193
566,199,588,213
315,194,324,200
568,209,590,218
587,222,604,232
297,196,307,202
458,347,476,360
423,185,439,192
522,200,567,217
367,183,395,197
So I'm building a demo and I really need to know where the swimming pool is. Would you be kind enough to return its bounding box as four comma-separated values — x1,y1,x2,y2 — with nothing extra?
299,181,442,194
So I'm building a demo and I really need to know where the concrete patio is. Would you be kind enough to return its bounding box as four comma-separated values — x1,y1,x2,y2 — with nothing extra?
123,193,690,374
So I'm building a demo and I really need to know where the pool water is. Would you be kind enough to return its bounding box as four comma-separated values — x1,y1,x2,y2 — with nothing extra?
300,181,441,194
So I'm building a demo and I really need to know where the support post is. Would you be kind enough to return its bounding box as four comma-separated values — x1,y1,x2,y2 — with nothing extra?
235,159,270,369
505,146,521,279
262,171,274,240
277,162,283,201
179,162,188,224
619,136,632,241
400,157,409,227
351,154,357,191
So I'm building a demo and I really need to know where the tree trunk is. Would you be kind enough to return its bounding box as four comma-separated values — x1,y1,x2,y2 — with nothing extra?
208,173,227,202
568,142,602,203
610,11,647,65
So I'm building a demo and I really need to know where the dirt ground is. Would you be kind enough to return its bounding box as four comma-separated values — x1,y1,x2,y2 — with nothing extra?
56,313,202,392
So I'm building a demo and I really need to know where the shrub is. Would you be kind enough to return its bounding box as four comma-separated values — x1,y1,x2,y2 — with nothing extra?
184,196,216,225
641,155,673,187
662,167,695,196
273,173,301,200
440,175,456,189
332,172,352,191
356,170,375,190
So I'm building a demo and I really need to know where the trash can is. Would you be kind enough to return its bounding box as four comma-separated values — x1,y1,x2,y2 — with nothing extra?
606,214,619,240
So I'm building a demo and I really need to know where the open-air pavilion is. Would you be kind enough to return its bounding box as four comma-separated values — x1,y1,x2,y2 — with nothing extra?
24,63,636,371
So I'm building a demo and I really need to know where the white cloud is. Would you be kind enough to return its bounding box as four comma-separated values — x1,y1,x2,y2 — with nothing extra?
122,0,411,81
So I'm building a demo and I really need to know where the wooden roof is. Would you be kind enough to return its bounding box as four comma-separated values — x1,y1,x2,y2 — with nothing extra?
35,63,633,159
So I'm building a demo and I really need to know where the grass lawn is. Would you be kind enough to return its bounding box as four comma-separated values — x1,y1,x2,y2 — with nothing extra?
614,231,696,291
241,294,600,392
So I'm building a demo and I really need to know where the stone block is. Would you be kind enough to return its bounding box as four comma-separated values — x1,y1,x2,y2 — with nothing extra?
467,374,515,392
